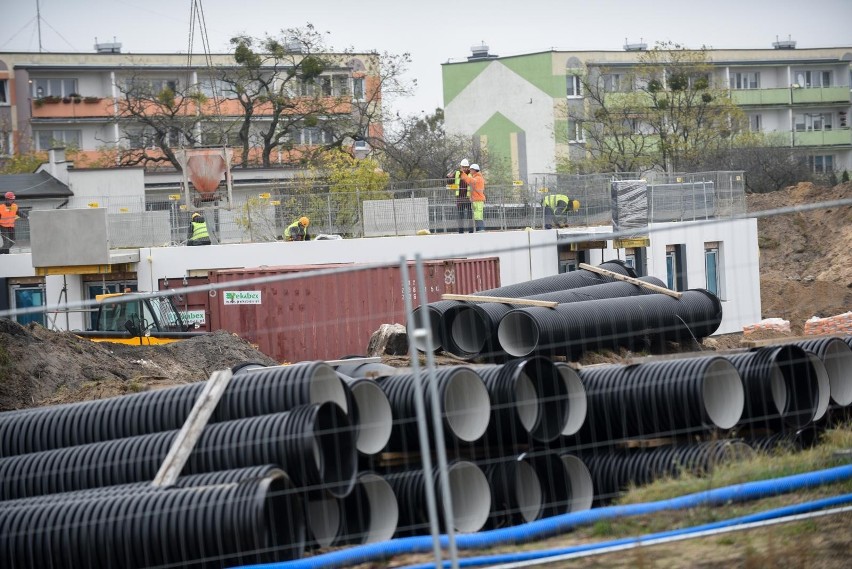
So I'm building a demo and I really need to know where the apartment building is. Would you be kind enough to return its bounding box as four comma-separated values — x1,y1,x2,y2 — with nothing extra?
0,43,380,165
442,42,852,179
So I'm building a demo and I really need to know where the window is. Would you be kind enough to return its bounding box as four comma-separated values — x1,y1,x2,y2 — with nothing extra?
665,244,688,291
200,128,241,147
35,129,81,150
795,113,833,132
198,78,235,98
794,70,831,88
333,75,349,97
749,114,762,132
352,77,365,100
566,75,582,98
602,74,622,93
732,72,760,90
807,155,834,173
32,78,78,98
0,79,8,104
0,132,12,156
567,119,584,143
704,244,721,297
10,284,46,327
123,78,178,96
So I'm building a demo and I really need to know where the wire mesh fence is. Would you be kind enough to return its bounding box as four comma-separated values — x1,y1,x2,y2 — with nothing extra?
0,181,849,569
3,171,746,251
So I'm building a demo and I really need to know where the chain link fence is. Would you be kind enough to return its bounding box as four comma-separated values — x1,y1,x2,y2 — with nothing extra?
4,171,745,251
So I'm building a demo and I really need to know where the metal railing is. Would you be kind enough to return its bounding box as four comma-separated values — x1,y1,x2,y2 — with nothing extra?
4,171,746,251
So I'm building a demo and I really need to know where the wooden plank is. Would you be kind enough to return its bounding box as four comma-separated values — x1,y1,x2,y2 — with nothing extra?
325,357,382,367
441,293,558,308
579,263,682,299
741,333,843,348
151,368,233,487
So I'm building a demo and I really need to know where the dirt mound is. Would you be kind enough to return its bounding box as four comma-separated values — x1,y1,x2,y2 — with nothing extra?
0,322,277,411
750,181,852,333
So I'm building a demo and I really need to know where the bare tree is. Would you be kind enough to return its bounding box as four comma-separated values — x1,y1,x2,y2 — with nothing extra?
113,75,210,170
378,108,482,180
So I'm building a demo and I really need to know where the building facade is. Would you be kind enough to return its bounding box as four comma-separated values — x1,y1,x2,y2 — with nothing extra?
0,44,380,166
442,43,852,179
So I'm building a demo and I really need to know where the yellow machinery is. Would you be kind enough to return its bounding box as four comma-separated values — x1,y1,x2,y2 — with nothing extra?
76,293,206,346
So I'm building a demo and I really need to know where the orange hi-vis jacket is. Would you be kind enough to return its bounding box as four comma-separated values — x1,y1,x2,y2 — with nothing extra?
463,172,485,202
0,204,18,228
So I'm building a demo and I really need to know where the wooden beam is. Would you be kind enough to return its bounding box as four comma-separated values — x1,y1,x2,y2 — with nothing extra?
441,293,558,308
325,357,382,367
151,368,233,488
579,263,682,299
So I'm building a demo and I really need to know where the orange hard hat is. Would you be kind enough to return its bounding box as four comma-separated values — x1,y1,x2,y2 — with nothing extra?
299,216,310,226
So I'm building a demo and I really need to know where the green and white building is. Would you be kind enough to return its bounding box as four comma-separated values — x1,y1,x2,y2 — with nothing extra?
442,42,852,179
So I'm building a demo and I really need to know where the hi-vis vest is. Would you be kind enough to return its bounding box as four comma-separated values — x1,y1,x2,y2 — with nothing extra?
285,219,306,241
190,220,209,240
542,194,570,209
0,204,18,228
452,170,469,199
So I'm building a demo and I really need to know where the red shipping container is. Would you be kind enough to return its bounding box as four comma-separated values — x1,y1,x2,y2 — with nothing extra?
159,276,212,332
205,258,499,363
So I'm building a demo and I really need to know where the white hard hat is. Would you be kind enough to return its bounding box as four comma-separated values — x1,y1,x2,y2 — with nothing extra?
459,159,470,167
470,163,480,171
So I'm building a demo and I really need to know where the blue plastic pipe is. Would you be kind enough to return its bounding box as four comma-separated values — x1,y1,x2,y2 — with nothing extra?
233,464,852,569
401,492,852,569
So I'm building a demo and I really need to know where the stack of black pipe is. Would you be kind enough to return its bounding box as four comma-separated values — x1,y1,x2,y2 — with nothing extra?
0,361,363,567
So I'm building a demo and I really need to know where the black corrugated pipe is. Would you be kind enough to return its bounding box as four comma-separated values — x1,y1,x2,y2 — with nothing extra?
553,362,587,437
338,374,393,456
417,261,637,355
483,455,544,528
793,337,852,407
386,460,491,536
0,473,305,568
726,345,818,431
0,465,293,510
441,274,659,361
574,356,743,444
0,361,346,457
478,357,569,444
475,260,638,298
379,367,491,451
0,403,357,500
527,451,573,518
411,299,465,353
559,453,594,512
334,360,397,380
803,352,831,422
498,289,723,361
305,471,399,548
746,426,820,453
584,440,754,505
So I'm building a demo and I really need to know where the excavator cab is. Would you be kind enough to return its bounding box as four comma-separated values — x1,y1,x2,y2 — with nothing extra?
81,293,203,345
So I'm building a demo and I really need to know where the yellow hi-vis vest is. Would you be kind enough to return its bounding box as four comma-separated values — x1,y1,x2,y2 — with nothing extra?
190,220,209,240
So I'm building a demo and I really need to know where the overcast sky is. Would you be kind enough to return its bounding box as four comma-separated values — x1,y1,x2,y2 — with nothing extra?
2,0,851,117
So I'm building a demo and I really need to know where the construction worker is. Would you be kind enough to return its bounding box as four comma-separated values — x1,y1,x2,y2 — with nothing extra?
187,212,211,246
542,193,580,229
0,192,27,254
464,163,486,232
285,216,311,241
446,158,473,233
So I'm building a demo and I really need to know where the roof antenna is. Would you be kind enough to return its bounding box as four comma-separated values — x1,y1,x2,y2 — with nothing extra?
36,0,44,52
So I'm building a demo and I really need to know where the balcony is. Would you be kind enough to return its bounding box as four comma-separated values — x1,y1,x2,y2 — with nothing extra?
731,86,851,106
793,127,852,147
32,97,114,119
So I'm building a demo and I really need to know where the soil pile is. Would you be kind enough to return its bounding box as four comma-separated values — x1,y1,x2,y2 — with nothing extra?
0,322,276,411
749,181,852,333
